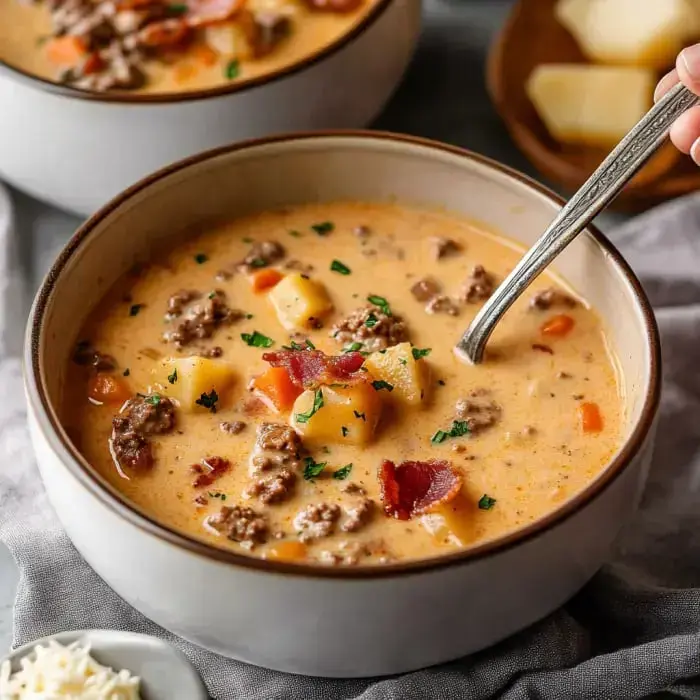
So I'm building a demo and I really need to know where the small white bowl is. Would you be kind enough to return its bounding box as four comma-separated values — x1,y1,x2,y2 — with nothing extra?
0,0,421,216
1,630,208,699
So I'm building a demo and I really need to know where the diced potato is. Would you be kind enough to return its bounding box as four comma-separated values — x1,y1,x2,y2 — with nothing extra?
204,22,252,59
290,382,382,446
268,273,333,331
421,492,474,547
526,64,654,148
160,356,236,412
364,342,428,406
555,0,698,69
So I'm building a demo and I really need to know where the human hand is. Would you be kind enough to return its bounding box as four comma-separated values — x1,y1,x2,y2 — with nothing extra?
656,45,700,163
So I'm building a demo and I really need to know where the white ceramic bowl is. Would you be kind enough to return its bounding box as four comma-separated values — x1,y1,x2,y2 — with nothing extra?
24,132,661,678
0,0,420,217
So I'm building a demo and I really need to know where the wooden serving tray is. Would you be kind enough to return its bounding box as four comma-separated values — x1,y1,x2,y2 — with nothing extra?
487,0,700,211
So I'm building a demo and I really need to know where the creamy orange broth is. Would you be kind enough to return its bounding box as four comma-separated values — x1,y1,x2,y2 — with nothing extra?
0,0,375,93
62,202,622,565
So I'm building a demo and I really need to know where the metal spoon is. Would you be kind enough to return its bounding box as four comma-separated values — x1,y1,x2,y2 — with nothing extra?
456,82,699,364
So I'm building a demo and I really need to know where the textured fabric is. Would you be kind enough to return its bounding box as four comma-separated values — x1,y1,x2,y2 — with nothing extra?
3,193,700,700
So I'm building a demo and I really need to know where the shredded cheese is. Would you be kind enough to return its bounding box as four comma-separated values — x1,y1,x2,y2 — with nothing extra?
0,640,141,700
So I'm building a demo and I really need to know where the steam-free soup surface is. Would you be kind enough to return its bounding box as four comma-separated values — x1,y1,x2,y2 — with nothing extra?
62,202,622,566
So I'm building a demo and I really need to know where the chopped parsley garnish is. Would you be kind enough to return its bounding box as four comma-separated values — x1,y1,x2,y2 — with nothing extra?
431,420,470,444
399,358,407,366
478,494,497,510
208,491,227,500
372,380,394,392
245,313,254,320
333,464,353,480
296,388,324,424
311,221,334,235
365,312,378,328
283,339,313,351
412,347,432,360
330,260,351,275
168,368,178,384
343,342,363,353
249,258,267,268
145,394,161,406
195,389,219,413
241,331,274,348
208,291,217,299
303,457,327,481
438,379,446,386
129,304,142,316
341,426,349,437
168,3,187,13
194,253,208,264
367,294,391,316
289,230,301,237
224,59,240,80
354,410,366,421
123,368,130,377
306,339,316,349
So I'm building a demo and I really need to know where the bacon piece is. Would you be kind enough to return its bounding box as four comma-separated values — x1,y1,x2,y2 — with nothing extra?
191,456,231,488
262,349,365,388
185,0,245,26
379,459,462,520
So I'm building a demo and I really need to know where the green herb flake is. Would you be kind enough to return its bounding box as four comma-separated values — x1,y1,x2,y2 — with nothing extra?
296,388,324,424
249,258,267,268
168,2,187,13
245,313,254,320
431,420,471,444
478,494,497,510
354,410,366,421
282,340,306,351
311,221,334,236
145,394,161,406
367,294,391,316
195,389,219,413
372,380,394,392
241,331,274,348
208,291,217,299
330,260,351,275
194,253,208,264
431,430,448,444
242,237,254,243
208,491,227,500
289,230,302,237
129,304,143,317
399,358,407,366
224,59,240,80
341,426,349,437
365,312,378,328
412,347,432,361
303,456,327,481
438,379,446,386
168,368,178,385
333,464,353,480
123,368,130,377
343,342,363,353
306,339,316,349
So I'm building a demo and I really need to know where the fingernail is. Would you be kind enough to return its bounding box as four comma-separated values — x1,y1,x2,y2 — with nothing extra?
691,137,700,165
682,45,700,80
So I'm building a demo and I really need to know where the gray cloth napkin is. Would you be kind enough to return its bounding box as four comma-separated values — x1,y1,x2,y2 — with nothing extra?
3,193,700,700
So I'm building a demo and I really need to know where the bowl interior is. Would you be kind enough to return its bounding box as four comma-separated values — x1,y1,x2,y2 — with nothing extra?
31,132,657,555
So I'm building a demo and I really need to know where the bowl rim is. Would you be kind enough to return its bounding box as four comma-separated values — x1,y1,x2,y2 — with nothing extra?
0,0,393,105
25,130,662,580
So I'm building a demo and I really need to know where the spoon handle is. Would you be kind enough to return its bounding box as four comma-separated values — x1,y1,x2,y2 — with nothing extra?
457,81,700,364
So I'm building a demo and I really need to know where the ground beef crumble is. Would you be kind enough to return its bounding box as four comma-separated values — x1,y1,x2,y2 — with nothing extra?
190,456,230,489
162,289,244,348
455,388,501,433
237,240,285,273
110,394,176,470
429,236,461,260
294,503,341,542
341,498,374,533
207,505,268,548
73,340,116,370
461,265,495,303
410,277,441,302
530,288,577,311
220,420,246,435
244,469,296,504
425,295,460,316
331,305,408,352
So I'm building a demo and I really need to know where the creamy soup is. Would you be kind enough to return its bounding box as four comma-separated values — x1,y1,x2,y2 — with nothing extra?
62,202,622,566
0,0,374,92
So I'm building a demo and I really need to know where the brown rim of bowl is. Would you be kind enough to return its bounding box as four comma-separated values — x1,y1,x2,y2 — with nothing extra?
0,0,393,104
26,130,661,579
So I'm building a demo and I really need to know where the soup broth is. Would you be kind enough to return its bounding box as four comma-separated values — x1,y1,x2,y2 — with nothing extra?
62,202,622,566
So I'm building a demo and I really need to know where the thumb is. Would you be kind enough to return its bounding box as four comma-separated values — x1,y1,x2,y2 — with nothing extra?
676,44,700,96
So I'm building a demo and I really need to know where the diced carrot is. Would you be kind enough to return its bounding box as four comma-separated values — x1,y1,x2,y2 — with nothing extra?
192,43,219,66
541,314,575,337
46,36,88,67
266,541,307,562
82,52,104,75
251,366,301,412
88,372,131,405
579,402,603,433
174,62,198,83
249,268,284,293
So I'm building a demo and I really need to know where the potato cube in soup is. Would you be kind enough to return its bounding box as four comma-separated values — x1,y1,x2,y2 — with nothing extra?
203,23,252,59
161,357,235,411
526,64,654,148
364,342,427,406
290,382,382,446
268,273,333,330
555,0,698,69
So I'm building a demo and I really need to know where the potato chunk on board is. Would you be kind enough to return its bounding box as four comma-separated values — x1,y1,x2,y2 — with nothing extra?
290,382,382,446
161,356,235,411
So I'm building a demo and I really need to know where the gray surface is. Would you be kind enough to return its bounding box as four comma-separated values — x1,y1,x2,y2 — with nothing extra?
0,0,636,676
